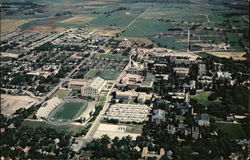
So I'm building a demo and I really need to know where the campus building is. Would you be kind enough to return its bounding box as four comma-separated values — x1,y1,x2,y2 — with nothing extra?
81,77,106,95
68,79,88,90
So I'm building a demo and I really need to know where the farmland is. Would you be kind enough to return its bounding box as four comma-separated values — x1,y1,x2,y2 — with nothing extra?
1,19,34,32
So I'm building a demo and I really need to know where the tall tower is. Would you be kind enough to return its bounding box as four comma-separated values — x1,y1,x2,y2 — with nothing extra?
187,27,190,52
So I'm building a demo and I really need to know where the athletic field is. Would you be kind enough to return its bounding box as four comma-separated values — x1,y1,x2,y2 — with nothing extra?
49,100,87,122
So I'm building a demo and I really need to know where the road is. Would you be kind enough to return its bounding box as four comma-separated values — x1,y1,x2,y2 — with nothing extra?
242,16,249,23
126,7,149,29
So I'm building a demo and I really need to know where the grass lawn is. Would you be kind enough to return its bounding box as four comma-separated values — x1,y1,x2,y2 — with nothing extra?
96,54,128,60
216,122,246,139
49,101,87,122
84,69,120,80
176,115,186,122
50,89,71,99
191,91,221,107
21,119,83,135
81,151,93,157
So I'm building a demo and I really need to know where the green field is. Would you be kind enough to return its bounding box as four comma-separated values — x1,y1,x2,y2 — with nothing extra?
21,119,84,135
49,101,87,122
121,18,171,38
191,91,221,107
151,36,187,50
50,89,72,99
96,54,128,60
216,122,246,139
84,69,120,80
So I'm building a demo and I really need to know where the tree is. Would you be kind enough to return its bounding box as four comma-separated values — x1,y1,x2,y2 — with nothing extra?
208,93,217,101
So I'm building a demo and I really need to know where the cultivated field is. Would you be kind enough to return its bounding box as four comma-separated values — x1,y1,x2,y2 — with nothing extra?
22,25,67,33
207,51,246,60
1,94,38,116
1,19,34,32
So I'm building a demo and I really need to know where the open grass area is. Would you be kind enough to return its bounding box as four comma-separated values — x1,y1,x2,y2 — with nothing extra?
49,101,87,122
21,119,83,136
84,69,120,80
216,122,247,139
96,54,128,60
50,89,72,99
191,91,221,107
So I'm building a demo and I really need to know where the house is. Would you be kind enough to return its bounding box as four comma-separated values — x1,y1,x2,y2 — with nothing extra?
141,147,165,160
183,80,196,90
81,77,106,95
175,103,191,114
195,114,210,126
151,109,166,124
167,124,178,135
198,64,207,76
173,67,189,79
217,71,232,80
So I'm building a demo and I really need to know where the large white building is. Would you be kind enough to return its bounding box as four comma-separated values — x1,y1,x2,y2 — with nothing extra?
81,77,106,95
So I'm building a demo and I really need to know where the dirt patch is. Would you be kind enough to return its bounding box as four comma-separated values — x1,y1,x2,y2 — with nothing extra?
0,52,19,58
1,94,38,116
1,19,34,32
126,37,154,45
207,51,246,60
96,29,121,36
23,25,67,33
